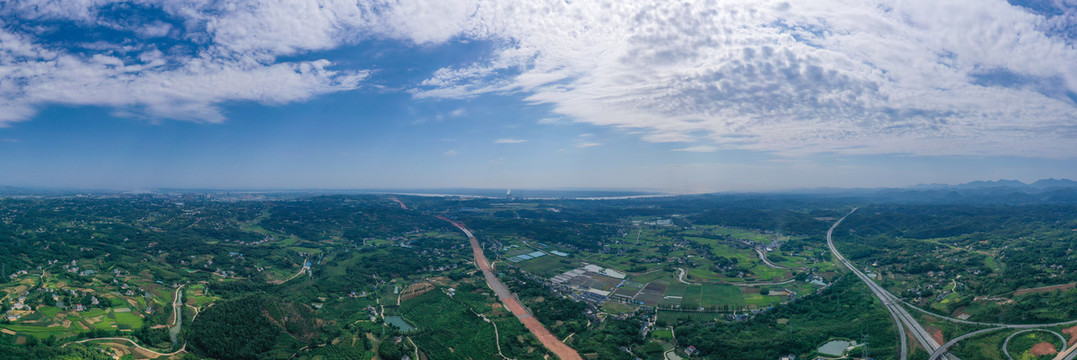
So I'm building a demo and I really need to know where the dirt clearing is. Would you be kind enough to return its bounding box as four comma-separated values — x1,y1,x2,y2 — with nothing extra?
1031,342,1059,356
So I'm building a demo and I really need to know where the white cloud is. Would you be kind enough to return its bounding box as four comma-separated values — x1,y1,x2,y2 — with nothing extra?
0,0,371,125
443,149,459,156
673,146,718,153
494,138,527,144
136,21,173,38
408,0,1077,158
4,0,1077,160
576,142,601,148
537,117,564,125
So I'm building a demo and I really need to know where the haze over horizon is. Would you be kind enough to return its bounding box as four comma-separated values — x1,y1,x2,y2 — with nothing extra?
2,0,1077,192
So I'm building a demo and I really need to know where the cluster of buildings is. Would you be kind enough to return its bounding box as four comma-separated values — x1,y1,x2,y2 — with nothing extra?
549,264,627,305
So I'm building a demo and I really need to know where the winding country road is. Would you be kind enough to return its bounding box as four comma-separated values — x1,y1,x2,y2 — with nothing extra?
440,216,583,360
754,248,789,270
67,337,186,357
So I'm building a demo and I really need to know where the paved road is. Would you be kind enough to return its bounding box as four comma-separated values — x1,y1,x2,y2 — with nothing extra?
754,248,788,270
829,209,1077,360
929,327,1005,360
66,337,185,357
1001,329,1067,360
900,296,1077,329
440,216,583,360
1061,343,1077,360
828,208,939,360
827,208,1077,359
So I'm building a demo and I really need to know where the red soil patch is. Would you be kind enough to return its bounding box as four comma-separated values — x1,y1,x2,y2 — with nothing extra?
399,282,434,302
1014,283,1076,296
1063,325,1077,346
927,326,945,345
1031,342,1059,356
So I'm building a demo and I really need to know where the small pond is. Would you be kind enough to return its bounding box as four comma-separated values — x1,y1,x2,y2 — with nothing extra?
384,316,417,333
817,340,855,356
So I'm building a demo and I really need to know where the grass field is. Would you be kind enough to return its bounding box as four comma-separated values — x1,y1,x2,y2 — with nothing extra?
601,301,636,314
186,284,217,307
516,255,575,277
707,226,775,243
81,309,107,318
701,285,743,306
112,310,143,329
39,306,62,318
92,318,117,331
664,283,688,297
656,310,723,323
682,285,702,308
287,246,323,255
0,324,73,339
632,270,675,284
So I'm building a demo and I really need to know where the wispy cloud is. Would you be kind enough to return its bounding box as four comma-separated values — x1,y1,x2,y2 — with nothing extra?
537,117,565,125
443,149,459,156
673,145,718,153
576,142,601,148
494,138,527,144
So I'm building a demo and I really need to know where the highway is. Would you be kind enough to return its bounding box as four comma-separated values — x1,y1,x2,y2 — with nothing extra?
830,209,1077,360
827,208,940,360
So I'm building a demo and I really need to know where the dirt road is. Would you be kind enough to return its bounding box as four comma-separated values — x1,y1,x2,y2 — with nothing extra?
440,216,582,360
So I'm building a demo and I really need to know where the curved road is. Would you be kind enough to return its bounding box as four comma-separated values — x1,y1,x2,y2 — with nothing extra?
754,248,789,270
1002,329,1067,360
928,327,1005,360
900,296,1077,329
66,337,185,357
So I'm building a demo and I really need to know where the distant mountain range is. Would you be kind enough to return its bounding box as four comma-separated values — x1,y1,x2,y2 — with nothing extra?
850,178,1077,204
911,178,1077,190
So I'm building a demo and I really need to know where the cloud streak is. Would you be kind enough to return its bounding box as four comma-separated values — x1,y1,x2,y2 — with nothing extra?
494,138,527,144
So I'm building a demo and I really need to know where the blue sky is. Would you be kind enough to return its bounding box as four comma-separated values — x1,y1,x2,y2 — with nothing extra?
1,0,1077,192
